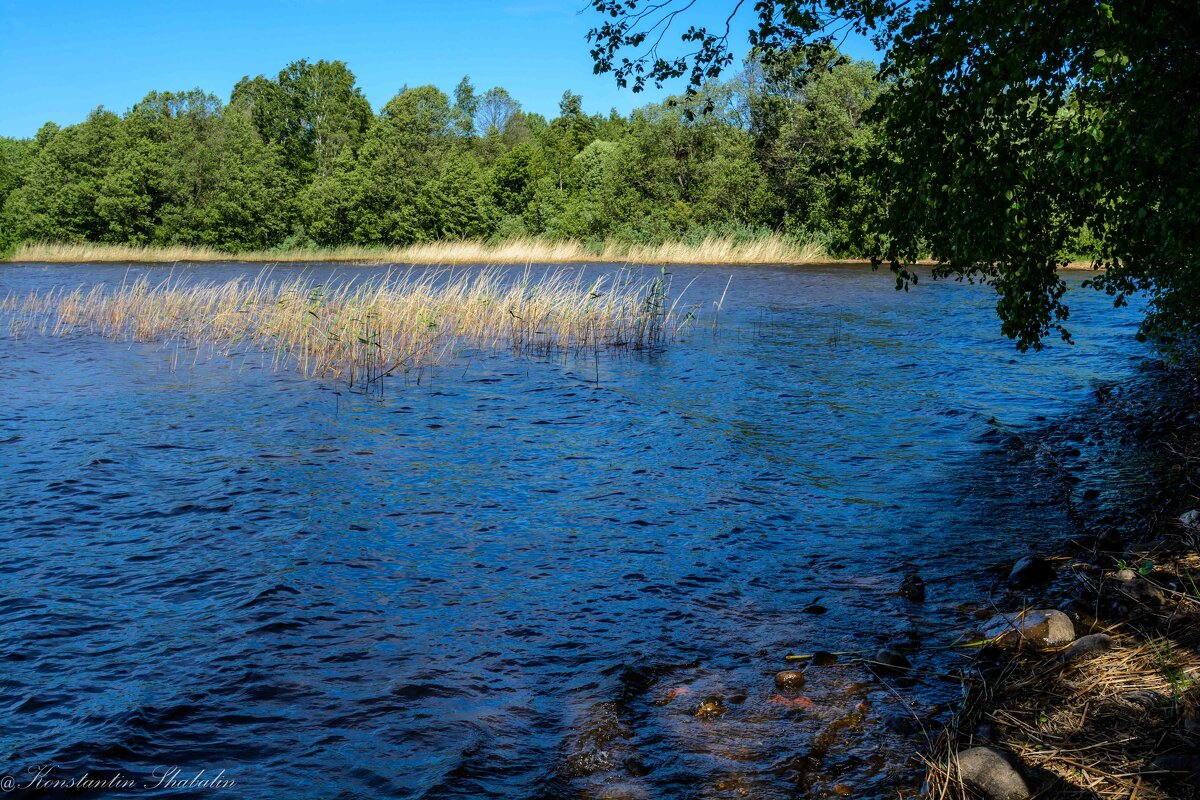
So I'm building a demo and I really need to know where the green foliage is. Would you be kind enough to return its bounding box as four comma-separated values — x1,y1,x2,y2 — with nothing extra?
2,56,878,260
586,0,1200,349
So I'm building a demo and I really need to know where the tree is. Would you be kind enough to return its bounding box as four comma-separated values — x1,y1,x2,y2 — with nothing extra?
232,59,372,178
3,108,129,244
586,0,1200,349
740,49,881,242
452,76,479,138
475,87,521,137
0,137,37,250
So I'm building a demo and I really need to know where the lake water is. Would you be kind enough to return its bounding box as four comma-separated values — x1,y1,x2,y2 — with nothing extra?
0,262,1151,798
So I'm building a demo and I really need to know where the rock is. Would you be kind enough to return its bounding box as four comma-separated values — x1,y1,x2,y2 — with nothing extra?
1059,633,1113,663
1112,570,1165,607
774,670,806,691
694,697,726,720
811,651,838,666
870,648,912,676
982,609,1075,649
1007,555,1055,589
900,573,926,602
1180,509,1200,528
952,747,1032,800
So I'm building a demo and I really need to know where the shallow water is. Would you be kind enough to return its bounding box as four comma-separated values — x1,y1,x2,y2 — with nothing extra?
0,262,1151,798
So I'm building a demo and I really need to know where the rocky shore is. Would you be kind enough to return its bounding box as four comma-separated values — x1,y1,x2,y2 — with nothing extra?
919,360,1200,799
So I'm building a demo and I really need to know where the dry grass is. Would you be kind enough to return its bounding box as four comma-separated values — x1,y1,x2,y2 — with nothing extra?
6,236,828,266
1,266,694,386
924,538,1200,800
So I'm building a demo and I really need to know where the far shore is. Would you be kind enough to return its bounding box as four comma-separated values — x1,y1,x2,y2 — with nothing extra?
3,238,829,267
2,240,1103,270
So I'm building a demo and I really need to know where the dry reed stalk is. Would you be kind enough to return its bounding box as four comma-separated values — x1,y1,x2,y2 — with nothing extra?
6,236,829,266
924,548,1200,800
3,267,694,387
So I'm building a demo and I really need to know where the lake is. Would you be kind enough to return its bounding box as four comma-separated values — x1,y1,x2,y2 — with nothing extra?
0,262,1151,798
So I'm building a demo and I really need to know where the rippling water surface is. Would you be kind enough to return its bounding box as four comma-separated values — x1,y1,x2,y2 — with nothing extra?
0,262,1150,798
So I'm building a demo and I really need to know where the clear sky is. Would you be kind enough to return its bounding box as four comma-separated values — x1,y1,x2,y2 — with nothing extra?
0,0,881,139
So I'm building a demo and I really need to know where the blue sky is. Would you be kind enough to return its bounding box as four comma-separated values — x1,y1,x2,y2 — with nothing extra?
0,0,880,138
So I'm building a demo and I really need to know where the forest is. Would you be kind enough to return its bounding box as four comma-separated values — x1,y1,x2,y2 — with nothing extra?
0,53,880,257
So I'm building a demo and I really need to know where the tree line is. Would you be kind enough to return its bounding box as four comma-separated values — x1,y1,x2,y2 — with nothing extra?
0,54,881,256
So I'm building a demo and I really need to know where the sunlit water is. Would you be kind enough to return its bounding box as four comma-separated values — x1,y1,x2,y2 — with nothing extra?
0,262,1151,798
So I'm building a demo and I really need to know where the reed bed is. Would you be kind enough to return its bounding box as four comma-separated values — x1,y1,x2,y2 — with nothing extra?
1,266,694,388
7,236,828,266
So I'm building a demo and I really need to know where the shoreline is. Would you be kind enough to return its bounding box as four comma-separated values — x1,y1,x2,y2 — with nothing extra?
919,361,1200,799
1,238,831,267
1,241,1102,270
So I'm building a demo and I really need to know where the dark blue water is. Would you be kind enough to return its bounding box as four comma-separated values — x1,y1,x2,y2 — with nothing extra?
0,262,1149,798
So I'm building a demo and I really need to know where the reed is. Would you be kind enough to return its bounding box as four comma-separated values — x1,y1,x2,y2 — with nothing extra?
1,266,694,389
6,236,828,266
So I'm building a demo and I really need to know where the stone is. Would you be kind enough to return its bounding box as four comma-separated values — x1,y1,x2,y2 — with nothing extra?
1059,633,1113,663
870,648,912,676
1180,509,1200,528
952,747,1032,800
774,670,806,691
982,609,1075,649
1007,555,1055,589
694,697,726,719
900,573,926,602
1112,570,1165,607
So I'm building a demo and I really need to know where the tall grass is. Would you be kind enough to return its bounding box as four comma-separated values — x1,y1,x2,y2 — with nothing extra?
7,236,827,266
1,267,694,388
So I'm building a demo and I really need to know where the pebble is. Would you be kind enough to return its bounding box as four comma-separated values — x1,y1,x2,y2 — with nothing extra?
773,670,806,691
694,697,726,720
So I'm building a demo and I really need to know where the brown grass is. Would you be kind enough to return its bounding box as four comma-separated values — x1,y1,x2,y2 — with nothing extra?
923,536,1200,800
6,236,829,266
1,266,694,385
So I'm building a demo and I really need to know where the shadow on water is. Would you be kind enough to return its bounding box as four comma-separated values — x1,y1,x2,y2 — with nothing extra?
0,261,1162,798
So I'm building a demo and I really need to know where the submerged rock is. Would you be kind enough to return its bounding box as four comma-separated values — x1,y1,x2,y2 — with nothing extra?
694,697,726,720
952,747,1032,800
982,609,1075,649
899,573,926,602
811,651,838,666
870,648,912,677
773,670,806,691
1007,555,1055,589
1059,633,1113,663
